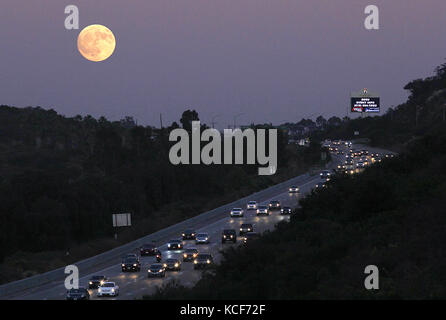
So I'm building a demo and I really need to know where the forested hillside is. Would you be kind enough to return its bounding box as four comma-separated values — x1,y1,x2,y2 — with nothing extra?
0,107,324,283
148,62,446,299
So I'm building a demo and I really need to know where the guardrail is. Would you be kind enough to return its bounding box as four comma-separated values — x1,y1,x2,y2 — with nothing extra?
0,169,321,299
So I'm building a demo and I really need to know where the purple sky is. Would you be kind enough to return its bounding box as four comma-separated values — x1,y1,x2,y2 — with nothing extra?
1,0,446,128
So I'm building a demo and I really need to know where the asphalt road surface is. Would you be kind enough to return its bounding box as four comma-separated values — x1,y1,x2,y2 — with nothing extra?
7,142,394,300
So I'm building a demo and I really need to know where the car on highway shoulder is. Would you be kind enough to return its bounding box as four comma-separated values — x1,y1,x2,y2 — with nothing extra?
268,200,281,210
239,223,253,235
140,243,158,256
97,282,119,297
147,263,166,278
246,201,257,210
88,275,108,289
289,185,299,193
320,170,331,179
314,183,326,189
280,206,292,215
230,208,244,217
182,229,196,240
167,239,183,250
195,233,210,244
256,205,269,216
243,232,260,243
121,256,141,272
221,229,237,243
163,258,181,271
66,287,90,300
183,248,199,262
194,253,214,269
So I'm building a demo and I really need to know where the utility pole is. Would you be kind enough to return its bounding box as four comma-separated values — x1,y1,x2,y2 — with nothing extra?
415,107,418,126
159,113,163,129
443,103,446,122
211,115,221,129
233,113,244,130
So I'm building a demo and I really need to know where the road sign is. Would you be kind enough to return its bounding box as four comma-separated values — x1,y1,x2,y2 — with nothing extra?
112,213,132,227
351,89,380,113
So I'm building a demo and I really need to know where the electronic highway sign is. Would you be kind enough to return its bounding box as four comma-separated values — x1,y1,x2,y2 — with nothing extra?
350,88,380,113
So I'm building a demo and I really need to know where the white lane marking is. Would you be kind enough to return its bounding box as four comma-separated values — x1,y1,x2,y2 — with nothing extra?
18,172,327,299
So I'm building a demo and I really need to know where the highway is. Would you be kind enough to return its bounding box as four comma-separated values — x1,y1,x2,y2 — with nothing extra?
2,142,394,300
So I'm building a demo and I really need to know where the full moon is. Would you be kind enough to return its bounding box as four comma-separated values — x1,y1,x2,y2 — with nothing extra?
77,24,116,62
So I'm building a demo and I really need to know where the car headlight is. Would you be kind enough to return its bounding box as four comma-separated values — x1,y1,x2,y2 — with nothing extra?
111,288,115,292
133,264,137,267
174,263,179,267
191,233,195,236
163,264,167,267
205,238,208,241
240,228,242,231
183,253,187,257
121,264,125,267
148,270,152,272
168,244,171,247
223,235,226,238
207,260,211,264
193,253,197,257
100,280,104,285
256,209,259,213
182,233,185,236
194,260,197,264
89,281,92,284
230,235,233,238
159,269,163,272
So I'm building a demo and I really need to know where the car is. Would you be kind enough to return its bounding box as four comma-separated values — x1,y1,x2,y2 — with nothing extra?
183,248,199,261
268,200,281,210
289,185,299,193
124,253,139,260
88,275,108,289
66,287,90,300
163,258,181,271
222,229,237,243
194,253,214,269
246,201,257,210
121,257,141,272
243,232,260,243
195,233,210,244
256,205,269,216
97,282,119,297
140,243,158,256
280,206,292,215
356,161,365,168
361,149,369,155
167,239,183,250
385,153,395,158
315,183,326,189
182,229,196,240
320,170,331,179
230,208,244,217
147,263,166,278
239,223,253,235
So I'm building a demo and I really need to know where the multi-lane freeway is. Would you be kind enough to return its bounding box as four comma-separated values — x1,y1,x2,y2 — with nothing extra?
1,142,394,300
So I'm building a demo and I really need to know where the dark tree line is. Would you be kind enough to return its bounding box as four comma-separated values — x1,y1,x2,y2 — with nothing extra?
0,106,322,264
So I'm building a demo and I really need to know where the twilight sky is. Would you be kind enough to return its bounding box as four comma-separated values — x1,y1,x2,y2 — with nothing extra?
1,0,445,128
